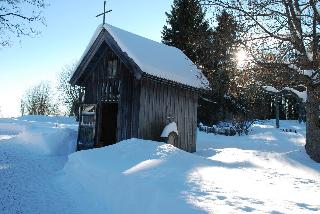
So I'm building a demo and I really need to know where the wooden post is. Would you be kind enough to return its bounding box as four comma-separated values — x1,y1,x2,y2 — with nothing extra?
275,94,280,128
298,98,304,123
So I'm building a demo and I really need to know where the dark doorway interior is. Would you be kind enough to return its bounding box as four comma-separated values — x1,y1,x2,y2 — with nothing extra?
99,103,118,147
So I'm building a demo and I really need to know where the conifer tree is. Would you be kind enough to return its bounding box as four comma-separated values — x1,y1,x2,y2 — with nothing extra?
199,11,240,123
211,11,238,93
211,11,239,121
162,0,213,70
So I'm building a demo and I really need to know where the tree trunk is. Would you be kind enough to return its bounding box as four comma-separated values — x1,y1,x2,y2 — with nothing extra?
305,85,320,162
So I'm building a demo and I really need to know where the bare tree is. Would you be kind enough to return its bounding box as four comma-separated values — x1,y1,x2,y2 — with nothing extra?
21,81,58,116
0,0,47,47
203,0,320,161
57,63,82,118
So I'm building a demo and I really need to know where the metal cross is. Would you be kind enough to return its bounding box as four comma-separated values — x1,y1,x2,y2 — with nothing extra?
96,1,112,25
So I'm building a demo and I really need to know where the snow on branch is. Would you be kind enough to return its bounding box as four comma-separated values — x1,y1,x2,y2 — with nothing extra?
263,85,307,102
288,64,318,81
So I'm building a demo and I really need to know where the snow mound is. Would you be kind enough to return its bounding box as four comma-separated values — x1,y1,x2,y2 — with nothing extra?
62,120,320,214
0,122,24,136
16,127,77,156
0,116,78,156
62,139,207,214
161,122,178,137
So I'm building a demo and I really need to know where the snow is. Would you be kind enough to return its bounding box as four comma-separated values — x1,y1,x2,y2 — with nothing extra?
263,85,279,93
0,116,78,156
288,64,317,80
62,139,206,214
62,120,320,214
0,116,83,214
1,116,320,213
161,122,178,137
195,120,320,213
284,86,307,102
263,85,307,102
74,24,209,89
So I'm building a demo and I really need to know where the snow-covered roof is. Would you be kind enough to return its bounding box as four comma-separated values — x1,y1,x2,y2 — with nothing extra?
74,24,209,89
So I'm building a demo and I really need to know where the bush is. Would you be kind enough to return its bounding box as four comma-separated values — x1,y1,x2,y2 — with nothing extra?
231,115,255,135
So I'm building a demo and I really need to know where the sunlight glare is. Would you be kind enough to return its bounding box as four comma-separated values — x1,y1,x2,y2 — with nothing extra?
236,48,247,67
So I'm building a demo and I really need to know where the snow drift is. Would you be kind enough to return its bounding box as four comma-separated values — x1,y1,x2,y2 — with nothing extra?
62,139,206,214
1,116,319,213
61,120,320,214
0,116,78,155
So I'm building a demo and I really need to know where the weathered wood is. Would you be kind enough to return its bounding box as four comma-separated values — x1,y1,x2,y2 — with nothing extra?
138,78,198,152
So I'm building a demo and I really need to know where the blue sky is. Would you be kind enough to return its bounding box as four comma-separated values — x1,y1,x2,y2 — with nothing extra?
0,0,173,117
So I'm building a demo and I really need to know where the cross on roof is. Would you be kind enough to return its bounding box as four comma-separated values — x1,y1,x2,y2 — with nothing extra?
96,0,112,25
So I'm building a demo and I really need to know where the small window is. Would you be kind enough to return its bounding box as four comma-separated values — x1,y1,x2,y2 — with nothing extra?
107,59,118,77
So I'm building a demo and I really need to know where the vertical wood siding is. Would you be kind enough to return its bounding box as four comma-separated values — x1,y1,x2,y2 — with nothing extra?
117,65,140,142
138,78,198,152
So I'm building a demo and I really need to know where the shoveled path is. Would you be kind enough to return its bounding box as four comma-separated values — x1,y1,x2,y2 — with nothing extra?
0,136,81,214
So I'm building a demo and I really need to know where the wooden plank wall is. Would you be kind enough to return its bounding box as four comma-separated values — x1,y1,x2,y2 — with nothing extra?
138,78,198,152
117,65,134,141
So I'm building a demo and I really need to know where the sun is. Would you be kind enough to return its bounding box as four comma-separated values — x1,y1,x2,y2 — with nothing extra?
235,48,248,67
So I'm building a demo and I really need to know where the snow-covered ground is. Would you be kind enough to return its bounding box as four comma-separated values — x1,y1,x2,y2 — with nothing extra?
1,116,319,213
195,121,320,213
0,116,82,214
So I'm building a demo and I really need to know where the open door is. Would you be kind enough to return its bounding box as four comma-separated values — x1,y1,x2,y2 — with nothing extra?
77,104,96,150
98,103,118,147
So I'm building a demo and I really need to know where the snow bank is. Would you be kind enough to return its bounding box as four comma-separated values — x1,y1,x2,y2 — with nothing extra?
62,120,320,213
16,127,77,156
18,115,77,125
4,116,317,213
62,139,206,214
0,116,78,156
0,122,24,136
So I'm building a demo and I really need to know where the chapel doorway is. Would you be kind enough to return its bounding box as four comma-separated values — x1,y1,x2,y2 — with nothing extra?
99,102,118,147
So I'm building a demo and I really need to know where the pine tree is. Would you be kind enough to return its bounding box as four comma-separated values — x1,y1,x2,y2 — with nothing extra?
211,11,238,117
211,11,238,90
162,0,213,70
213,11,238,67
200,11,240,123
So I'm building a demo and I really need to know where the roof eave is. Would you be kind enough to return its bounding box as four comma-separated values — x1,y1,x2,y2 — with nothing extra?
69,28,107,86
142,72,210,92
